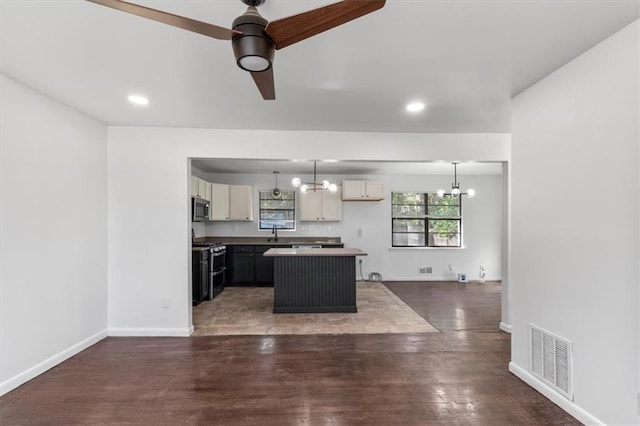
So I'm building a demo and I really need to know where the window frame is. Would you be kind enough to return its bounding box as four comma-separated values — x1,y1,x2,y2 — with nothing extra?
258,190,296,230
391,191,463,248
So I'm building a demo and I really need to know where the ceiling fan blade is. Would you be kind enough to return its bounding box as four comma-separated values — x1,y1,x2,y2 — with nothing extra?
265,0,385,50
251,68,276,100
86,0,240,40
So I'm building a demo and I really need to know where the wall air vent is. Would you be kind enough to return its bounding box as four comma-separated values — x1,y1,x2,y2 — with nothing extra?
529,324,573,400
418,266,432,275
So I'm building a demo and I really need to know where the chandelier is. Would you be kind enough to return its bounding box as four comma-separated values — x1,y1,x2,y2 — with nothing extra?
291,161,337,193
437,162,476,198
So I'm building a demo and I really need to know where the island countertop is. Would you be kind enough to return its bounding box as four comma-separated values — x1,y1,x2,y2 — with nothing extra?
264,248,367,257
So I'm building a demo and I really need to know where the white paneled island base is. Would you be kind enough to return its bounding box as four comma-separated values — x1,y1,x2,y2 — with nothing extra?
264,248,367,314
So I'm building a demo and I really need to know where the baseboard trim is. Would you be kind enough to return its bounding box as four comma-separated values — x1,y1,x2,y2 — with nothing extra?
0,329,107,396
384,276,501,282
108,327,192,337
499,322,512,333
509,362,604,425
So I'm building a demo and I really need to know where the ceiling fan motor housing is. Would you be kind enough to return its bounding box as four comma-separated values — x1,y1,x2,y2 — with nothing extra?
241,0,266,6
232,8,275,72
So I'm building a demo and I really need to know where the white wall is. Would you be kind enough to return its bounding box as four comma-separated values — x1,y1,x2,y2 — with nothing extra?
510,21,639,424
198,171,502,282
0,75,108,395
107,128,510,336
500,162,511,332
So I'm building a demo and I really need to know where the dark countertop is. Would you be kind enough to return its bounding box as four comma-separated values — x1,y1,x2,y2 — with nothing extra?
193,236,343,246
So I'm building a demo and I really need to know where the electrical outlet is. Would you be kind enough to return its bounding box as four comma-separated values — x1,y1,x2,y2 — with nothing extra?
448,264,454,271
358,259,363,265
162,297,171,309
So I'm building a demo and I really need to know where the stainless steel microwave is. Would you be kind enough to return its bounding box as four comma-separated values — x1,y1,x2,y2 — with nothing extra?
192,197,210,222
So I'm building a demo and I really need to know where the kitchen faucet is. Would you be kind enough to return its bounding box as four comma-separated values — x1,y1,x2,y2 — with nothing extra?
272,225,278,242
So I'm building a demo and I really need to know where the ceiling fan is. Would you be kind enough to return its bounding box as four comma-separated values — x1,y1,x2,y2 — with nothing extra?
87,0,386,100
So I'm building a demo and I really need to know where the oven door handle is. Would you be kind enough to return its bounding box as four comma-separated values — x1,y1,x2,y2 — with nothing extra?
211,251,226,257
211,267,226,277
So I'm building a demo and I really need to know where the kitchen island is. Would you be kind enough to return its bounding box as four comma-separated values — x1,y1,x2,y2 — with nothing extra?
263,248,367,313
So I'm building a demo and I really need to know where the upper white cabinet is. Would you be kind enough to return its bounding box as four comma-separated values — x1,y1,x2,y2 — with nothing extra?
191,176,212,202
210,183,230,221
192,176,252,222
342,180,384,201
229,185,254,221
199,179,209,201
191,176,202,198
300,188,342,221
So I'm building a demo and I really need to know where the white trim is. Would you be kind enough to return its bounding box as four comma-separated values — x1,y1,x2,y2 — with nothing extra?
188,325,194,336
388,247,466,251
499,322,512,333
383,276,501,282
108,327,192,337
509,362,604,425
0,329,107,396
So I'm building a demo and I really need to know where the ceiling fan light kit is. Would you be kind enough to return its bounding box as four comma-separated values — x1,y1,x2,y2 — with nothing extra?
232,5,274,73
87,0,386,100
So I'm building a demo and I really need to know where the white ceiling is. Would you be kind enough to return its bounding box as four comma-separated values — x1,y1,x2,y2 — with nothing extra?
192,159,503,175
1,0,637,134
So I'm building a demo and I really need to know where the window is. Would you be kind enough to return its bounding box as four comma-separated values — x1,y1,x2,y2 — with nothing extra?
259,190,295,230
391,192,462,247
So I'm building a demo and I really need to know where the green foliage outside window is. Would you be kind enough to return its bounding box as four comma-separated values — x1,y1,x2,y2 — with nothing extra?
392,192,462,247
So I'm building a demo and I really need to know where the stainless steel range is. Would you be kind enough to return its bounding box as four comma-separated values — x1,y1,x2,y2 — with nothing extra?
192,242,226,300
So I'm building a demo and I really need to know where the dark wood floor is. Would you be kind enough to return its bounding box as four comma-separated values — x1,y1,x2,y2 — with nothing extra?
0,281,580,425
386,280,502,332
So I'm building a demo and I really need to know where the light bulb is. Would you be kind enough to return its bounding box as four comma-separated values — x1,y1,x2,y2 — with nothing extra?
437,189,445,198
128,94,149,105
467,188,476,197
322,180,330,189
291,177,301,188
300,184,308,193
328,183,338,192
406,101,425,113
238,56,270,72
451,187,461,197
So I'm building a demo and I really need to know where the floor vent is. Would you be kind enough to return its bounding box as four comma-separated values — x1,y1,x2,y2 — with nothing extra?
529,324,573,400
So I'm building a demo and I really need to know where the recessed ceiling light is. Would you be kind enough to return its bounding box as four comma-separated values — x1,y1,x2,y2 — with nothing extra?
128,94,149,106
406,101,425,113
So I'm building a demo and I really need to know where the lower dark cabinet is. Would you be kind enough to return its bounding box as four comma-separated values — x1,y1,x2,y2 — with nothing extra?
255,246,275,284
192,249,209,305
226,243,344,286
227,245,284,286
229,246,255,284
